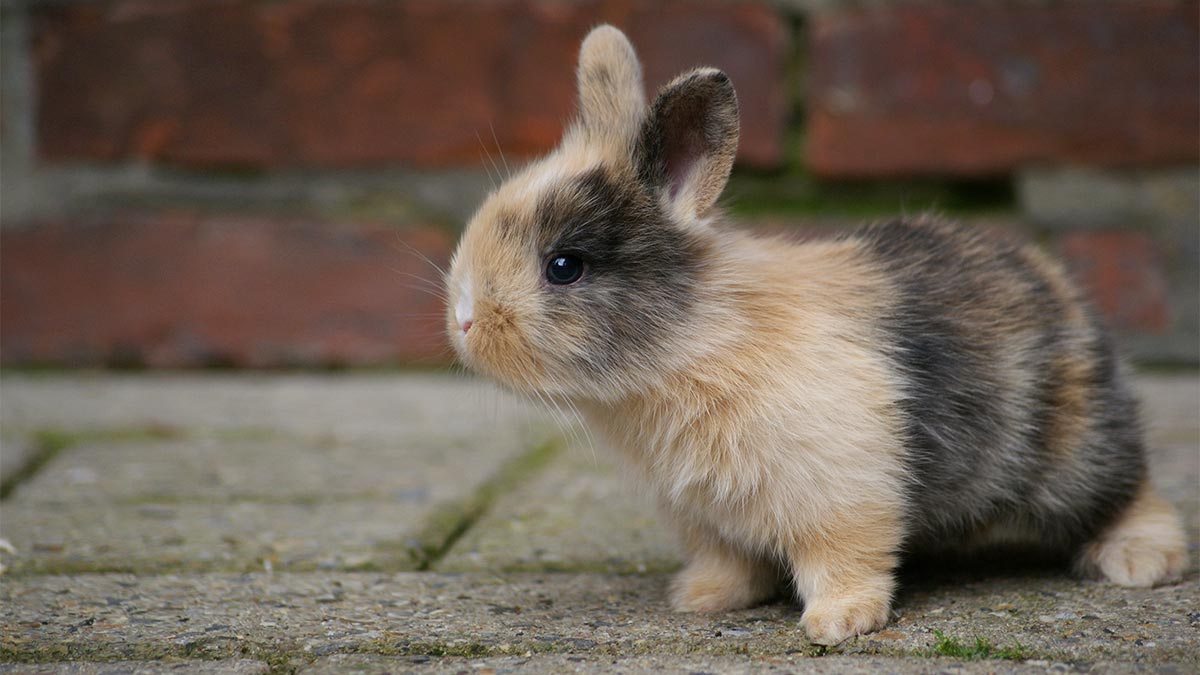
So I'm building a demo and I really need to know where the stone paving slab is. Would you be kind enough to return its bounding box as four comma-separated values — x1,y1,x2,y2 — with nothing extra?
0,500,438,574
438,447,678,575
0,374,533,443
1,572,1196,665
8,436,525,504
298,654,1188,675
0,374,554,575
0,433,554,574
0,661,269,675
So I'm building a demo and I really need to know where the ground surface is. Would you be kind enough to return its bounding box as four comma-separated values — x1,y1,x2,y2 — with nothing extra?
1,372,1196,674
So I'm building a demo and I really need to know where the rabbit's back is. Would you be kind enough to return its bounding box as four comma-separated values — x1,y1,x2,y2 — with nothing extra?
856,220,1145,549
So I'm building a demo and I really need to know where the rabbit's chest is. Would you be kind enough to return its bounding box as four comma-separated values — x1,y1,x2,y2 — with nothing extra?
594,414,833,543
582,390,910,550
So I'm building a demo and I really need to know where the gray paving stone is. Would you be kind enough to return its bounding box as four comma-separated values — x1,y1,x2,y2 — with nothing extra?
298,654,1186,675
2,572,1197,665
0,375,554,575
0,429,550,573
0,373,533,443
0,500,434,574
0,660,269,675
8,435,528,504
438,447,679,574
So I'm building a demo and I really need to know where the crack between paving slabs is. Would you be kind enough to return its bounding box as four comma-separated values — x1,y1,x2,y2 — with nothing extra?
1,430,81,500
411,436,562,571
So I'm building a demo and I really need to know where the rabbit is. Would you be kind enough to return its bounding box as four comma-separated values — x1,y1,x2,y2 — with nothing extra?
444,25,1187,645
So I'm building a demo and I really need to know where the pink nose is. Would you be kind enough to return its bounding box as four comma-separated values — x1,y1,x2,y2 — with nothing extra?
461,320,473,334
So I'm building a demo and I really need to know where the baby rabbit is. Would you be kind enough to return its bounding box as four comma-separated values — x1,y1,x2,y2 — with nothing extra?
445,25,1186,645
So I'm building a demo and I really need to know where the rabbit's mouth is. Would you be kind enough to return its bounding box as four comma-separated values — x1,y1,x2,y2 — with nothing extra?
447,294,549,393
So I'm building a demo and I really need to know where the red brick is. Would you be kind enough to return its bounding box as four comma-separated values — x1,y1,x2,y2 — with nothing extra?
1058,231,1170,334
808,3,1200,177
34,0,787,169
0,215,453,367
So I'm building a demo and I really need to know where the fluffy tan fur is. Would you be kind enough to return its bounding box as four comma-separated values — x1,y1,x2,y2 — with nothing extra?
574,231,908,644
575,25,645,153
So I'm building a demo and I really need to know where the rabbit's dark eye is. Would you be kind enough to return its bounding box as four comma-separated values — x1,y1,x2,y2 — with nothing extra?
546,254,584,285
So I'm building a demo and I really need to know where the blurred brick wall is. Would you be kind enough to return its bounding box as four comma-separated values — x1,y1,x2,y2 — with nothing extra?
1,0,1197,367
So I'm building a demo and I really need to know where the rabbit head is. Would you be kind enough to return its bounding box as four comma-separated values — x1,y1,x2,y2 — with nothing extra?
446,25,739,400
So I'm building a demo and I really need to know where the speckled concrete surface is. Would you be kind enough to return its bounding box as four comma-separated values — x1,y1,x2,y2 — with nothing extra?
297,654,1194,675
0,373,1196,673
1,571,1198,664
0,660,269,675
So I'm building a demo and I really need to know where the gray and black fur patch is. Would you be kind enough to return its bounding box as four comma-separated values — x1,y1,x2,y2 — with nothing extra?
860,221,1145,552
532,167,710,375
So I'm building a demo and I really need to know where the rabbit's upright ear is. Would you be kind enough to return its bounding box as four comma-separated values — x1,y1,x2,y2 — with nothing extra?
577,25,645,144
636,68,739,219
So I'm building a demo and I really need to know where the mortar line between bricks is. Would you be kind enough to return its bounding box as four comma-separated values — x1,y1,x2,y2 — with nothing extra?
414,436,562,571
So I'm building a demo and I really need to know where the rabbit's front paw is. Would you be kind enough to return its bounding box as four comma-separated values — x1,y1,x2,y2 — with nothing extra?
800,594,890,645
